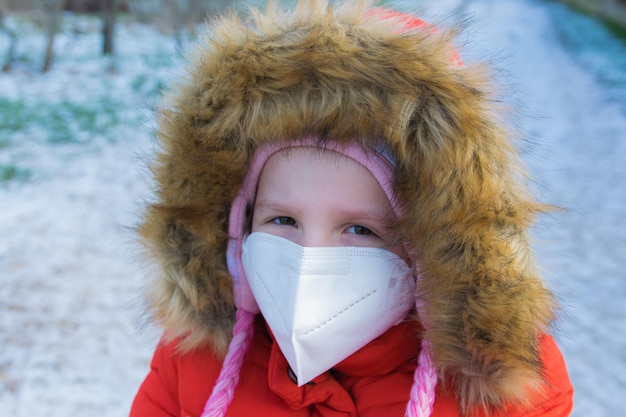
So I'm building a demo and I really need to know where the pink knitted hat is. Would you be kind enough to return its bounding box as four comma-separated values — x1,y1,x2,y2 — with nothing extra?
200,137,438,417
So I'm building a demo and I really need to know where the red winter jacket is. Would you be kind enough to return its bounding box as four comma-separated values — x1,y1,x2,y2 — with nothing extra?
130,317,573,417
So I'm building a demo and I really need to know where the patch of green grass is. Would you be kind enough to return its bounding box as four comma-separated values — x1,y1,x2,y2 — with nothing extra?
0,96,128,184
543,0,626,107
0,98,30,133
544,0,626,40
42,99,121,143
0,97,122,145
604,17,626,41
0,164,31,184
141,52,174,70
131,73,167,97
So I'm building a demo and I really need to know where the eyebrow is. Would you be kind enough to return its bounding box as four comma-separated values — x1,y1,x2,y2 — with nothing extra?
254,199,392,220
253,192,400,227
252,199,290,213
333,208,393,224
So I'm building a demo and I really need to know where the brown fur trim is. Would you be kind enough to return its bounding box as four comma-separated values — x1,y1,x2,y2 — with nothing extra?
140,0,557,409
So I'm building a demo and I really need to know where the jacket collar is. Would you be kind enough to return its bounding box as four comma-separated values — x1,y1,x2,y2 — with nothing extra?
265,318,421,412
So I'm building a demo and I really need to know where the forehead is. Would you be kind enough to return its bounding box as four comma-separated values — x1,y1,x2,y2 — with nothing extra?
255,147,392,213
262,146,362,176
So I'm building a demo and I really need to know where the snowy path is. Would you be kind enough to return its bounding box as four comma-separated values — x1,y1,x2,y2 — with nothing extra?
0,142,155,415
1,0,625,416
459,2,626,416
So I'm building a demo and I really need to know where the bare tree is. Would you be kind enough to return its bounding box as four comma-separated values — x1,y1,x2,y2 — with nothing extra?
167,0,236,50
38,0,64,72
0,0,18,71
167,0,204,50
100,0,117,55
166,0,184,50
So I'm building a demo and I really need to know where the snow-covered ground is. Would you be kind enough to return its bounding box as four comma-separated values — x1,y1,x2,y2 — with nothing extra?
1,0,624,416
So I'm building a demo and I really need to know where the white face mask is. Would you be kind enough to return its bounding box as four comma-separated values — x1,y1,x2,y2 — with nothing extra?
241,232,415,386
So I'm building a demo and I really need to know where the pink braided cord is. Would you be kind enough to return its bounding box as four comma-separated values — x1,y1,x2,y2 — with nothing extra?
201,308,255,417
405,339,438,417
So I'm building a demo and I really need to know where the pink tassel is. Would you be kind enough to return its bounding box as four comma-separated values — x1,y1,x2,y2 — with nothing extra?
405,339,438,417
201,309,255,417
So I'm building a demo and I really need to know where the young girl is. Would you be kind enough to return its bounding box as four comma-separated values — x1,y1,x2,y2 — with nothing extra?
130,1,573,416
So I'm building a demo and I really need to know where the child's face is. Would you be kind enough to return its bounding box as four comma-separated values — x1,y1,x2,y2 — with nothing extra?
251,147,405,258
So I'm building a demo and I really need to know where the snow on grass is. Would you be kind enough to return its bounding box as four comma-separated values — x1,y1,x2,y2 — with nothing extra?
0,14,177,416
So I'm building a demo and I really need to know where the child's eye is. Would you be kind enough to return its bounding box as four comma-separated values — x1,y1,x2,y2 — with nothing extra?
271,216,297,226
346,225,375,236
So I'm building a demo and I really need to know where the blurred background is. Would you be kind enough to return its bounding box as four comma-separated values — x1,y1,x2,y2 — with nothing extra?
1,0,624,416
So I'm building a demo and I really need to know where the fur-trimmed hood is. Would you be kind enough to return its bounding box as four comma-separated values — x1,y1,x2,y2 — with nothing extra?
140,0,556,412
